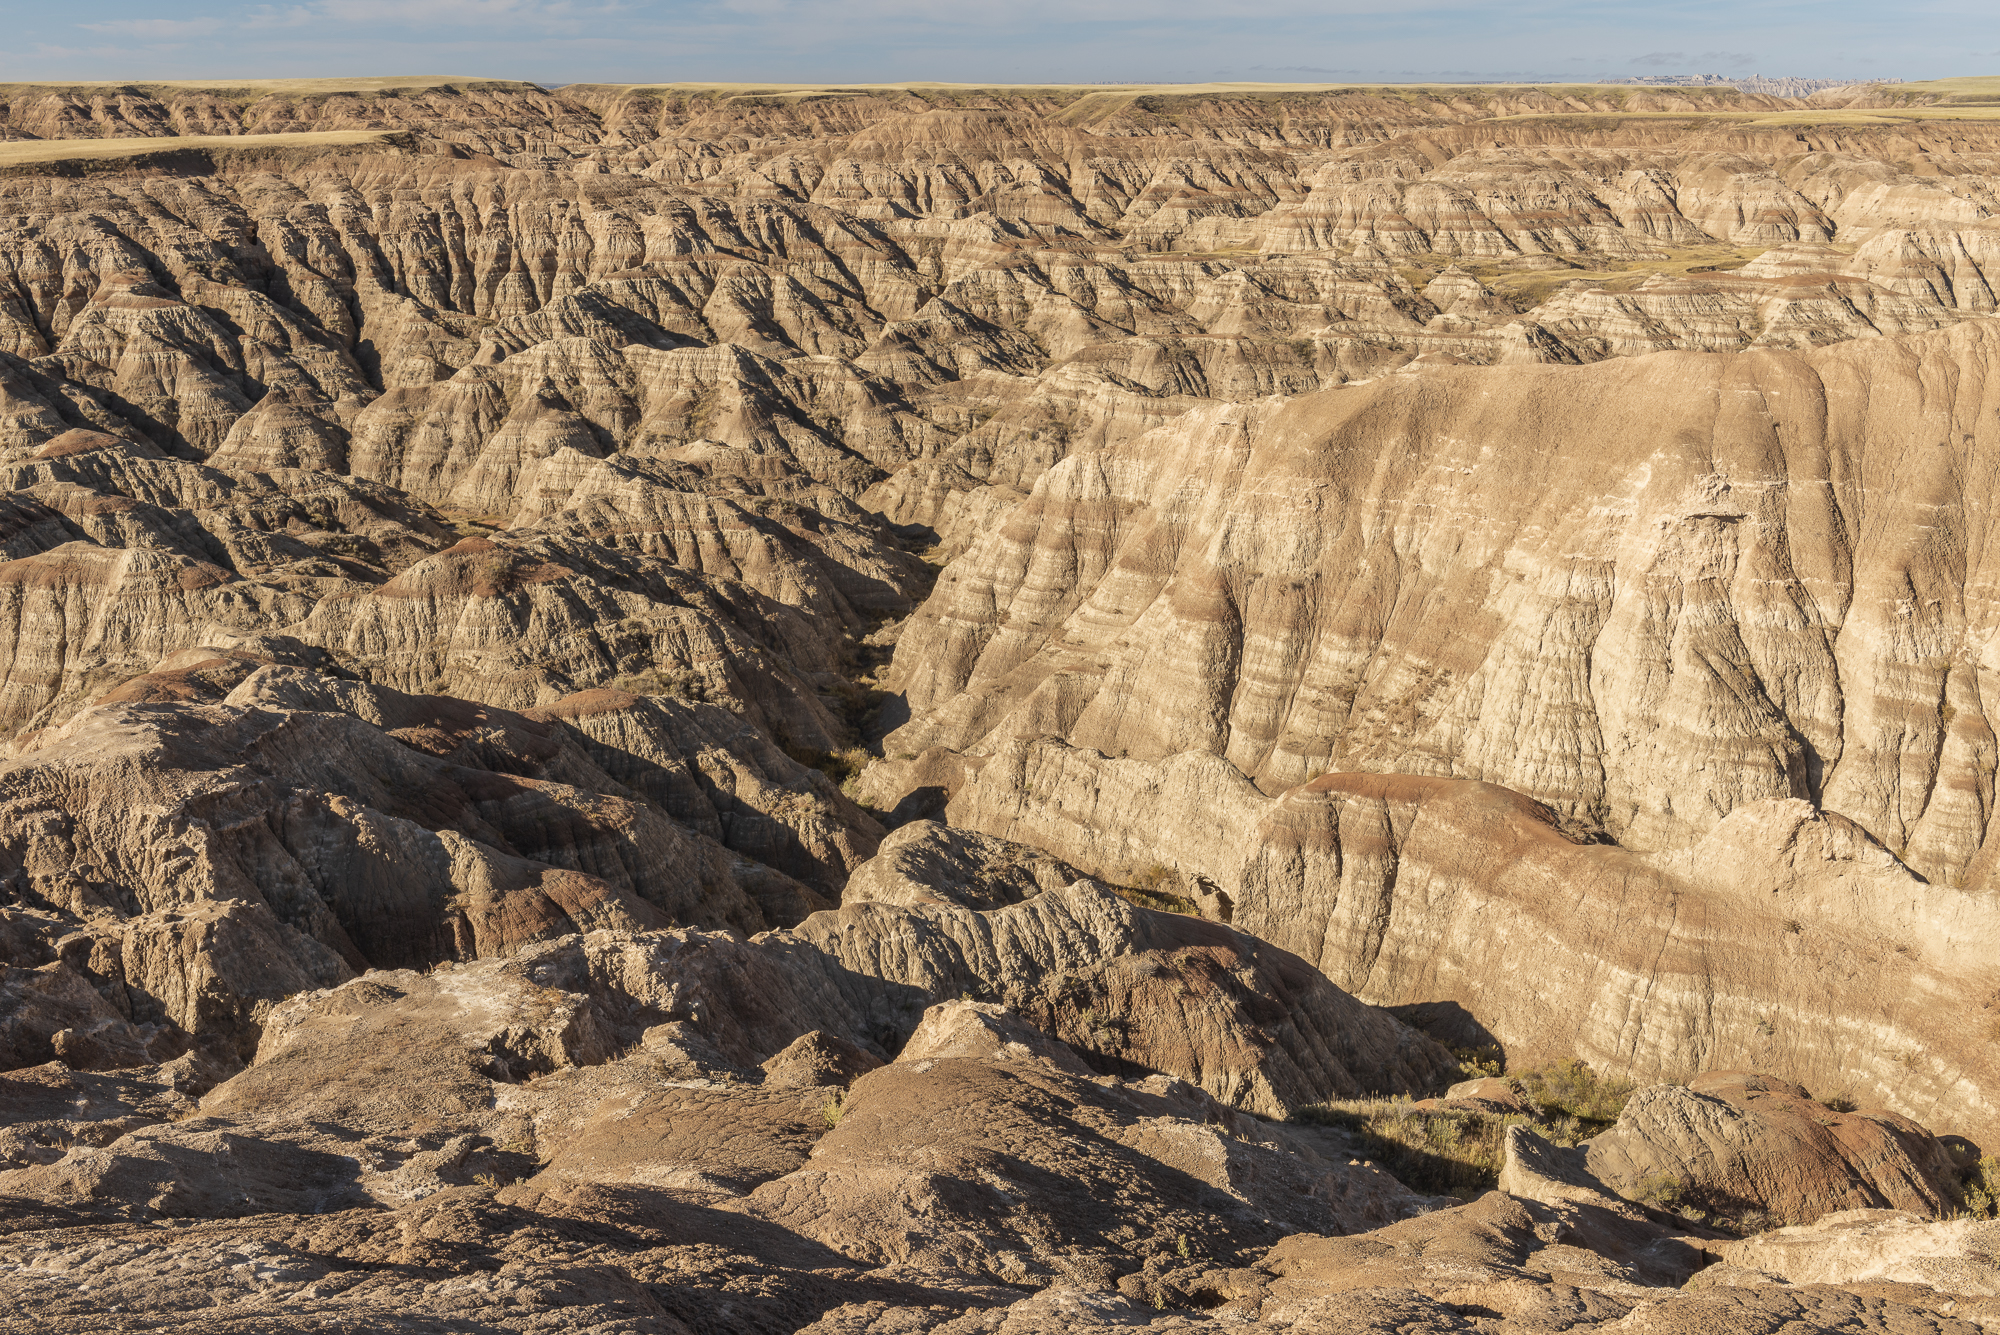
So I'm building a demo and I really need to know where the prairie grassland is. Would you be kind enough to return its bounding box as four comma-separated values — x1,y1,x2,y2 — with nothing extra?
0,131,402,169
0,77,532,98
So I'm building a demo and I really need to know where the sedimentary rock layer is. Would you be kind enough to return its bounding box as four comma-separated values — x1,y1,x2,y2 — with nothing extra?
3,77,2000,1333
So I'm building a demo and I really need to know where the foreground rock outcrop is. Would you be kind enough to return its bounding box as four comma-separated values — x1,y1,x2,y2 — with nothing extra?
1584,1074,1962,1228
9,1014,1997,1334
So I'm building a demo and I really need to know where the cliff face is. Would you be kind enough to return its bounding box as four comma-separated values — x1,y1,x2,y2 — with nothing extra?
949,740,2000,1138
6,108,2000,736
888,321,2000,874
879,320,2000,1137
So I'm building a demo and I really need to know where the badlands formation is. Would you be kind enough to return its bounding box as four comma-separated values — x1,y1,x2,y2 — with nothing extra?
0,75,1999,1331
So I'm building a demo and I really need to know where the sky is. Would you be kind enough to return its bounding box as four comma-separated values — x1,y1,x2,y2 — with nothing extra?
1,0,1996,87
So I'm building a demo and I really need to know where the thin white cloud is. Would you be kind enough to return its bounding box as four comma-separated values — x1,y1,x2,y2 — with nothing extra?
715,0,1513,24
241,8,320,28
77,16,224,37
297,0,620,25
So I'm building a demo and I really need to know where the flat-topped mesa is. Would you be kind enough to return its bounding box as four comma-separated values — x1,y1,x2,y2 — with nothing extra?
0,78,591,153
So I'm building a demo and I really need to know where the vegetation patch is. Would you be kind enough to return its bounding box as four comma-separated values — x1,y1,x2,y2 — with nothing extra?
786,743,873,788
1294,1058,1637,1201
1293,1099,1560,1199
0,130,405,171
1959,1155,2000,1217
1102,863,1202,915
1513,1058,1638,1124
1108,882,1201,915
608,667,715,703
436,508,511,539
1393,242,1778,313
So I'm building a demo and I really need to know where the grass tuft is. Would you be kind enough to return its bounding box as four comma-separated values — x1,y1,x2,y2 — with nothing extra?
786,743,872,787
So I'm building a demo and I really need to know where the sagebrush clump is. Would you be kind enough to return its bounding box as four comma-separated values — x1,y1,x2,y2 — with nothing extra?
1960,1154,2000,1217
1514,1058,1636,1124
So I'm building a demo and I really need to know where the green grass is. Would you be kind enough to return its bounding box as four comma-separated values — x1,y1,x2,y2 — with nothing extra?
0,131,404,170
1959,1154,2000,1217
606,661,718,705
1392,243,1780,313
436,508,511,538
1103,863,1201,915
1294,1099,1568,1199
1295,1058,1637,1200
1509,1057,1638,1122
1109,883,1201,915
785,743,872,785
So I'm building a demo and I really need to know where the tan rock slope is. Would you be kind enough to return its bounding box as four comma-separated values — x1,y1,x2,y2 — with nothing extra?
883,320,2000,1141
2,75,2000,1333
1584,1073,1961,1227
2,975,1991,1333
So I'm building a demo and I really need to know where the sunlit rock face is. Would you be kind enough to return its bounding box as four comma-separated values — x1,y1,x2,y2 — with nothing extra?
3,78,2000,1334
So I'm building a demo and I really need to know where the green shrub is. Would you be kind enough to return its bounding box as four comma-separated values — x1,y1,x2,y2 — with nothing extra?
1513,1058,1636,1126
1451,1045,1505,1079
1961,1155,2000,1218
786,743,872,785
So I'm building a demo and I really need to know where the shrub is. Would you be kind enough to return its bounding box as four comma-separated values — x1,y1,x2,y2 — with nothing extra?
609,667,711,702
1960,1155,2000,1218
1108,883,1199,915
1104,863,1199,915
785,743,872,786
1451,1045,1505,1079
1513,1058,1635,1126
1631,1173,1685,1208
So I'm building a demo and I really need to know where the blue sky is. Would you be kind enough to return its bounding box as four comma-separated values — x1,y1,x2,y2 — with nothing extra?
2,0,1994,86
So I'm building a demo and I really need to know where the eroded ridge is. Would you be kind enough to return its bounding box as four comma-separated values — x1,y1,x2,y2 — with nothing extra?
1,76,1999,1335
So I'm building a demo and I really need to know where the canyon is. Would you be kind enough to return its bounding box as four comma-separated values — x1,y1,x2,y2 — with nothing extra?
0,74,1998,1333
